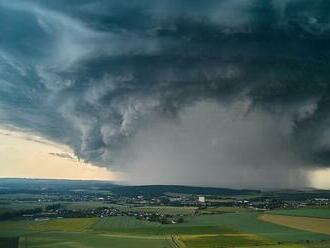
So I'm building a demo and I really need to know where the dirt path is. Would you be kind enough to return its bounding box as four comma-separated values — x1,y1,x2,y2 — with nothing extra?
170,234,186,248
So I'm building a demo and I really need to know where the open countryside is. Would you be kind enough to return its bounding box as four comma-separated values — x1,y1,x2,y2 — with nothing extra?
1,213,329,248
0,179,329,248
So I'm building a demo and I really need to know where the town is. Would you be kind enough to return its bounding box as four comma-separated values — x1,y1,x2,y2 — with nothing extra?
0,179,328,225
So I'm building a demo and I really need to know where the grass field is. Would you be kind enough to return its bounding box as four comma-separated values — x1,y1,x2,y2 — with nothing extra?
0,212,330,247
198,206,251,214
179,233,271,248
0,220,35,237
64,201,116,210
92,216,161,230
241,245,304,248
244,242,330,248
260,214,330,235
91,216,238,237
241,244,330,248
31,218,98,232
180,213,330,242
18,232,173,248
268,209,330,219
0,201,48,213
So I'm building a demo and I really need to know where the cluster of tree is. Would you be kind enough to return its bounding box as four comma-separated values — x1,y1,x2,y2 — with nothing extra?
158,216,184,224
45,203,62,211
136,214,184,225
111,185,260,198
275,192,330,201
0,207,42,220
0,178,116,194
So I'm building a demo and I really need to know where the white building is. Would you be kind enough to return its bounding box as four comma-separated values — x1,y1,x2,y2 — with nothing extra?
198,196,205,203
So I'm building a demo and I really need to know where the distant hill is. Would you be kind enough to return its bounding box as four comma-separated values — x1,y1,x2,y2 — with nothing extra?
273,190,330,201
0,178,261,196
0,178,116,193
110,185,261,197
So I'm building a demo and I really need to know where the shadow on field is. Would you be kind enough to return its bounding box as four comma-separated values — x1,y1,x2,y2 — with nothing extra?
0,237,19,248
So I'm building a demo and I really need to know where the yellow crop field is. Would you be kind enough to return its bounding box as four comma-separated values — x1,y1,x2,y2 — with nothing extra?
259,214,330,235
31,218,98,232
178,233,272,248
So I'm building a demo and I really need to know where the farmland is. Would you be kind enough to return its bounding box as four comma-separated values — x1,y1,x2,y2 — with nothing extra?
268,209,330,219
179,213,330,242
0,217,274,248
18,232,172,248
259,214,330,235
92,216,161,230
131,206,197,215
0,213,329,247
0,179,330,247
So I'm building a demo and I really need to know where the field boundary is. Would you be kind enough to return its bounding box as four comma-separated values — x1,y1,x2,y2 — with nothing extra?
266,211,330,219
170,234,186,248
259,214,330,235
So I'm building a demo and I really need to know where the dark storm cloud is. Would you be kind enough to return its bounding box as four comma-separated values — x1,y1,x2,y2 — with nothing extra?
1,0,330,186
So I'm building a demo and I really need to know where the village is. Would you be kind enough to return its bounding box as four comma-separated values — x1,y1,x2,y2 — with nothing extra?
1,185,328,225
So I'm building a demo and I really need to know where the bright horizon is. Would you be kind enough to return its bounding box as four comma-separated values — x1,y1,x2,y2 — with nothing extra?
0,127,120,182
1,127,329,189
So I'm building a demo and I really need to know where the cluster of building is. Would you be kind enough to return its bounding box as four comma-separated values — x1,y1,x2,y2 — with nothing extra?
9,188,329,223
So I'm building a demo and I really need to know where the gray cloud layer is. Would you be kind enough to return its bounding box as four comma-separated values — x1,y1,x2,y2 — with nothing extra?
1,0,330,187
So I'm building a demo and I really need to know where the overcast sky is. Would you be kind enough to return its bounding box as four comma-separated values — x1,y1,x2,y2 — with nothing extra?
1,0,330,188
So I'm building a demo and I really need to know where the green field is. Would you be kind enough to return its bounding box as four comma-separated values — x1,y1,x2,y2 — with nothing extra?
242,244,330,248
0,212,330,247
268,208,330,219
179,233,271,248
198,206,251,214
92,216,161,230
0,201,47,213
18,232,172,248
0,218,174,248
259,214,330,235
179,213,330,242
92,217,236,236
64,201,117,210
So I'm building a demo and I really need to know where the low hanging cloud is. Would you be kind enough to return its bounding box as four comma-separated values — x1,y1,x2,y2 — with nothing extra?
1,0,330,187
116,100,309,188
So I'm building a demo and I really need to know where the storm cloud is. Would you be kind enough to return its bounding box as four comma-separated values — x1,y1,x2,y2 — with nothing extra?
1,0,330,187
